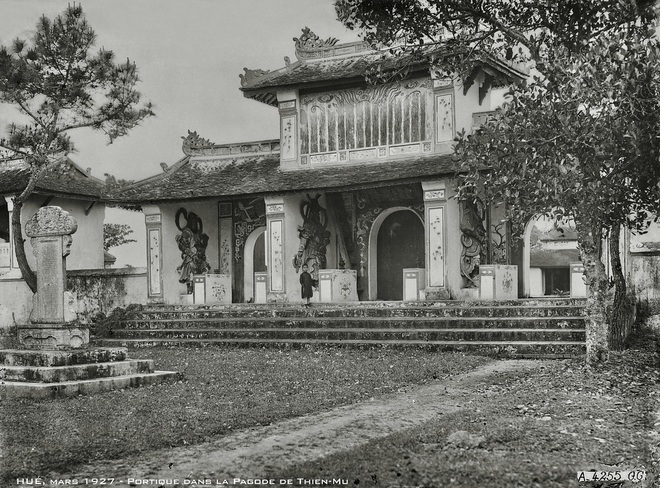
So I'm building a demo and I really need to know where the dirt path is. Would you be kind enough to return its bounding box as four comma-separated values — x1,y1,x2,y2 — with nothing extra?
55,359,545,486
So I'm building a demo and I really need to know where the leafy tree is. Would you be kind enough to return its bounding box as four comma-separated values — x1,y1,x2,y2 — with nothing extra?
335,0,660,363
0,5,153,292
103,223,137,251
335,0,657,80
455,26,660,362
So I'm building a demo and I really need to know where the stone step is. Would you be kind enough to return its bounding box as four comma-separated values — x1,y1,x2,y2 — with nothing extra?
1,359,155,383
97,338,586,357
125,304,585,320
114,316,585,330
109,327,585,342
140,298,587,310
0,347,128,367
0,370,179,399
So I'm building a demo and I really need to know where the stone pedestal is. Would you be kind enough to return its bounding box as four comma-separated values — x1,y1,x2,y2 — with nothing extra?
192,274,232,304
254,272,267,303
480,265,518,300
318,269,358,303
0,347,177,399
0,206,178,398
570,262,588,298
403,268,426,301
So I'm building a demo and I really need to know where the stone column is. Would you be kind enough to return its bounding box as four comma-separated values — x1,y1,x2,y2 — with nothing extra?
143,205,164,304
18,206,87,349
422,181,450,300
3,196,21,277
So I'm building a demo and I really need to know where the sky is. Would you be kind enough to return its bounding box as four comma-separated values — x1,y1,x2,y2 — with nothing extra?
0,0,360,181
0,0,360,266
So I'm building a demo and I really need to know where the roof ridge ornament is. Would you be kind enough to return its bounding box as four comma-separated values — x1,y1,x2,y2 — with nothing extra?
239,67,272,87
182,130,215,155
294,27,339,53
293,27,369,61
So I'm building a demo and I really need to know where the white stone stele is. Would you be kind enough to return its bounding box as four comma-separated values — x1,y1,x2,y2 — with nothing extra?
317,269,358,303
479,265,518,300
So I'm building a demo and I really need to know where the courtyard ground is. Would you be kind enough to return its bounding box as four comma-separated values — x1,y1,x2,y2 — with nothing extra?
2,329,659,487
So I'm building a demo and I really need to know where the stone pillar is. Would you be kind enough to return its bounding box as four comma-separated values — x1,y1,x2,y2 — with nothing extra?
422,181,450,300
143,205,164,304
18,206,87,349
265,195,286,302
3,196,21,277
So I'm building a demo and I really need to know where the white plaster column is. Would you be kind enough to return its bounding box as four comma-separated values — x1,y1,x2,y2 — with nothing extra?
422,181,450,299
3,196,21,277
143,205,164,304
264,195,286,302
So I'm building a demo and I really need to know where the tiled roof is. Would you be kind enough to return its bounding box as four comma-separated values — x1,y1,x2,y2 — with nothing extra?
106,152,457,204
0,158,104,200
530,249,580,268
240,36,527,106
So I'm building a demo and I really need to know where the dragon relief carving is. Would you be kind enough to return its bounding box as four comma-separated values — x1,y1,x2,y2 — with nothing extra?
459,197,487,288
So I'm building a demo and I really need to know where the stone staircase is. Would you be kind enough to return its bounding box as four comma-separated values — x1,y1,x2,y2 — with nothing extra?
97,299,587,358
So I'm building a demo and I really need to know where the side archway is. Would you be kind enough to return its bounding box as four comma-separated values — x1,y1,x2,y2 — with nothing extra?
243,226,266,302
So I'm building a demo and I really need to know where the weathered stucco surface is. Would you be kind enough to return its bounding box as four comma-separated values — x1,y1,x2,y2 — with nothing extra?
67,268,148,324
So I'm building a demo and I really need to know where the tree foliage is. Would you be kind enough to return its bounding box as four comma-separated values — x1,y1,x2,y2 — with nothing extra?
336,0,660,362
103,223,137,251
0,5,153,292
455,26,660,361
335,0,658,81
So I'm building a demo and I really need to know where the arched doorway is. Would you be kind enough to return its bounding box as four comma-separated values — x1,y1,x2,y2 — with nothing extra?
522,215,578,297
243,226,266,302
373,209,424,300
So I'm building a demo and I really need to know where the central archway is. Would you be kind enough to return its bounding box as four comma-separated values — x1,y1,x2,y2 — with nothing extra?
368,207,424,300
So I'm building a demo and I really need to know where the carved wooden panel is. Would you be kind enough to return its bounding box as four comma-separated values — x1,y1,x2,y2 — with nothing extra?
300,78,432,157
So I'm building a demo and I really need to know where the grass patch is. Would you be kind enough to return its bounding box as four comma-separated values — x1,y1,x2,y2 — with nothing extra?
0,347,490,482
268,329,660,487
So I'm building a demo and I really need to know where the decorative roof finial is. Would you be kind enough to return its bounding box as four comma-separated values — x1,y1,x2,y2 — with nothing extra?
294,27,339,53
182,130,215,155
239,67,271,87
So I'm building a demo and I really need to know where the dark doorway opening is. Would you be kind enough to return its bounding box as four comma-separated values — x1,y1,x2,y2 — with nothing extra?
377,210,424,300
253,232,266,273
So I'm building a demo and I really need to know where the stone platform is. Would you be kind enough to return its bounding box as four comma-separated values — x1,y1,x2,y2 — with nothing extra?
0,347,177,399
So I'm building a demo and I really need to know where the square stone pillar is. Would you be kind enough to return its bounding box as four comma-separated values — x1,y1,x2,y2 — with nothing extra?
265,196,287,302
143,205,164,304
423,181,450,300
18,206,87,349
